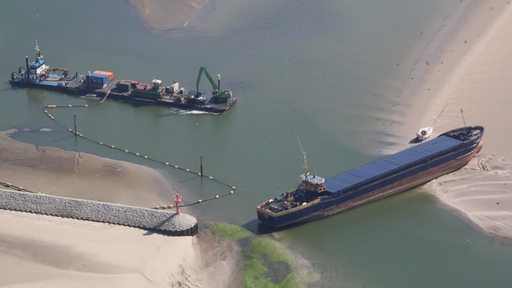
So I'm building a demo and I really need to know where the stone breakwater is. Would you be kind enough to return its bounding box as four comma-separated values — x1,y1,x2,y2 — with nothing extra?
0,190,198,236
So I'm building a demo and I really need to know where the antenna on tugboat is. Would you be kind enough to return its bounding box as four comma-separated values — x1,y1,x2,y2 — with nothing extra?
35,40,41,59
294,130,309,176
460,108,466,126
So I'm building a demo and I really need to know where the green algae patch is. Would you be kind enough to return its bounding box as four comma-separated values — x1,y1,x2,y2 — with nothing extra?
204,222,307,288
244,237,303,288
205,222,252,241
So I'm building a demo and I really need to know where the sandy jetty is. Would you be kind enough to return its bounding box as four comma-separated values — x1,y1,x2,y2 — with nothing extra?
0,130,235,287
389,0,512,239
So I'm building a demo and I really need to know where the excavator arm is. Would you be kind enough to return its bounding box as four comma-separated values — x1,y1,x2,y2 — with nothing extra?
196,66,219,93
195,66,232,103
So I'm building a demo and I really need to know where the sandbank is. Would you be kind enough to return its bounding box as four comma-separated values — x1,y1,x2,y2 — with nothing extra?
390,0,512,239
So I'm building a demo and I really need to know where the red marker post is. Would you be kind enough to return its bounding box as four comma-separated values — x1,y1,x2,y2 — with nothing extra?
174,193,182,214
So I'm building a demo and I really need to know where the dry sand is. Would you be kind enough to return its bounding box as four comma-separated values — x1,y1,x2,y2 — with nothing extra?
0,209,199,287
389,0,512,240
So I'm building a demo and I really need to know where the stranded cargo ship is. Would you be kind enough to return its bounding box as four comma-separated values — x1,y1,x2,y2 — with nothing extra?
257,126,484,228
9,44,236,114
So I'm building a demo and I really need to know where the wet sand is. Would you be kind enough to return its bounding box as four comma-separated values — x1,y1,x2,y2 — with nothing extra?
389,0,512,239
0,129,174,207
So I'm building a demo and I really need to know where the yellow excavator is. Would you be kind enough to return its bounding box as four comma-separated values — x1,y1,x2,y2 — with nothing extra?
195,67,233,103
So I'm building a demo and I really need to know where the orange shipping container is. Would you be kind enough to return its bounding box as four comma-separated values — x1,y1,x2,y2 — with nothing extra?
93,70,115,81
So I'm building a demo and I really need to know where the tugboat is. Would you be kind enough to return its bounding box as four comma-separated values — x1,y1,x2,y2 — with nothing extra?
257,126,484,228
10,43,236,114
9,42,81,91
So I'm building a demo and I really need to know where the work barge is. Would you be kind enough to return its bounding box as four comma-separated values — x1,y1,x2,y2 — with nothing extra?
10,44,236,114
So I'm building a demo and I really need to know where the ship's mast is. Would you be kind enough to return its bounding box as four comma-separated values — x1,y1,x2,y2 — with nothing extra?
294,130,310,176
294,130,326,193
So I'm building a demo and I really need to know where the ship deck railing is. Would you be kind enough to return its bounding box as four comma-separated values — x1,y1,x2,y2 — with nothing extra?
258,198,321,217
